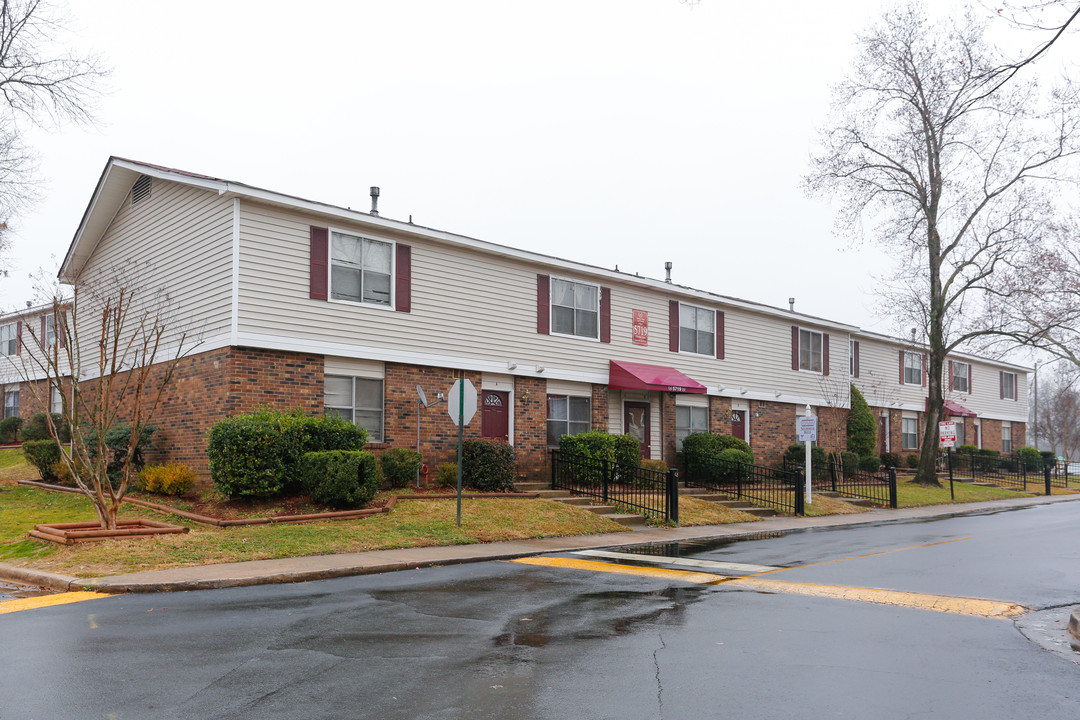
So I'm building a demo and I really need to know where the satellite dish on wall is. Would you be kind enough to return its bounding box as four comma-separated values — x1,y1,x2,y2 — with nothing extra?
417,385,429,407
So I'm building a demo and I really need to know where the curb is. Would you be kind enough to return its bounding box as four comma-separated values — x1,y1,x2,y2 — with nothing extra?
3,490,1079,595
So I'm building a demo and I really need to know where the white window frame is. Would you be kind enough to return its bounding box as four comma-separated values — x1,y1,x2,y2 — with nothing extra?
50,385,63,415
547,394,591,447
3,389,18,419
328,228,395,310
0,323,16,356
904,352,923,386
798,328,823,374
1002,371,1017,400
901,417,919,450
324,374,384,443
849,339,855,376
1002,422,1013,454
678,303,715,356
549,276,600,341
675,405,708,450
952,362,970,393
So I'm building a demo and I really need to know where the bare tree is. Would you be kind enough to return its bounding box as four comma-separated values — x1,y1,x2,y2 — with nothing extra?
1032,361,1080,460
806,3,1080,485
19,267,193,530
0,0,106,270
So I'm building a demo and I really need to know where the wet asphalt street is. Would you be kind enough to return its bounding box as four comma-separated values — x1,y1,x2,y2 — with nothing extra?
1,501,1078,719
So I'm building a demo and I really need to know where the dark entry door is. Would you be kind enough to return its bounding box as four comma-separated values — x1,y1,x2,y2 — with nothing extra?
624,402,651,460
878,416,887,456
481,390,509,442
731,410,746,442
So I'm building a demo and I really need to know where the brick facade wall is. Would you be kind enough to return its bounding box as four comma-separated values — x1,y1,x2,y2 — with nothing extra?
515,376,548,480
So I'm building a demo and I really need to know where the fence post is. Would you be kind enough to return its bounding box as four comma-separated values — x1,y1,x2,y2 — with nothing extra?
795,468,805,516
1044,463,1052,496
550,450,557,490
888,467,898,509
830,459,838,492
602,458,610,504
1021,456,1027,492
947,448,954,501
667,469,679,525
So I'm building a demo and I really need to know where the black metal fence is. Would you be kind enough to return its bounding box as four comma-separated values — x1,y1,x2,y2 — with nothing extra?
550,450,679,523
783,458,898,509
945,451,1037,492
686,458,805,516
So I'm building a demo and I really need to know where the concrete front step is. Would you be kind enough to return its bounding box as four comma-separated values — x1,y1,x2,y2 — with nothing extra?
606,513,647,527
515,482,550,492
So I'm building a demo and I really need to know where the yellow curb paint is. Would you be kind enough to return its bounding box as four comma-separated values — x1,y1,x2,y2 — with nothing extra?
511,556,1027,619
726,578,1027,619
748,537,976,577
0,591,113,615
511,556,725,585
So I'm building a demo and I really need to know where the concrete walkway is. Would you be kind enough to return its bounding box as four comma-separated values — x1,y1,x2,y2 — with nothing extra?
3,493,1078,594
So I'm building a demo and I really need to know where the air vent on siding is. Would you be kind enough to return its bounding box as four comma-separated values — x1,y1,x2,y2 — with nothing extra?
131,175,152,205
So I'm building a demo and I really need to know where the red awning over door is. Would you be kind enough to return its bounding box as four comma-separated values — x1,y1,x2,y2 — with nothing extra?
608,360,708,394
943,399,977,418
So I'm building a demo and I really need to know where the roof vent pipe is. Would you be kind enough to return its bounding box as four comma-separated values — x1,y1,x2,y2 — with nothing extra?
369,186,380,216
664,261,672,283
788,297,795,312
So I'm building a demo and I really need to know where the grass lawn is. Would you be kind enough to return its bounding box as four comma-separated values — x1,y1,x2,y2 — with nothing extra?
895,479,1033,507
676,496,762,526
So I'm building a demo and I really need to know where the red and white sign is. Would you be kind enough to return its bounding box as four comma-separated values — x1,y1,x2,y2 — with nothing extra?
632,310,648,346
939,421,957,448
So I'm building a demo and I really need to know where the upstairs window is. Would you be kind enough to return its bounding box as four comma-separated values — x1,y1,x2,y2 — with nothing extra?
547,394,590,446
1001,371,1017,400
44,314,56,347
799,329,823,373
330,231,392,306
0,324,15,356
551,278,599,339
679,304,715,356
903,352,922,385
952,362,970,393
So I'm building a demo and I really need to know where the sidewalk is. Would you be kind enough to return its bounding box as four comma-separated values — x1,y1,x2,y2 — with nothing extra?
3,493,1078,594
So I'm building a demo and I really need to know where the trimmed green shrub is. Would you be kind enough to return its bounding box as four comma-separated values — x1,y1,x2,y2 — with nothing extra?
436,462,458,487
299,450,379,508
462,439,516,491
207,409,368,499
840,450,860,477
138,463,196,496
977,448,1000,457
880,451,901,469
715,447,754,481
91,424,156,487
846,385,877,458
0,416,22,443
20,412,70,442
559,431,642,486
683,433,754,481
859,454,881,472
955,444,979,455
905,453,919,468
1040,450,1057,466
1016,446,1042,470
783,444,828,472
379,448,422,489
22,439,61,481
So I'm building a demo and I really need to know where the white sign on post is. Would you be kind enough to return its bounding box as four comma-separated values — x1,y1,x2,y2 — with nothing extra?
797,416,818,442
447,379,478,426
939,421,957,448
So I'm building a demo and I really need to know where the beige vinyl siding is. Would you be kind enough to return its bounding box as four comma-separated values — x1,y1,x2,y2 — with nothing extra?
965,359,1027,421
79,179,233,349
237,202,849,403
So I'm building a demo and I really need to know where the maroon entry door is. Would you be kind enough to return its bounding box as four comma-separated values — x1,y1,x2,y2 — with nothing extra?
878,416,887,456
624,402,651,460
481,390,509,441
731,410,746,442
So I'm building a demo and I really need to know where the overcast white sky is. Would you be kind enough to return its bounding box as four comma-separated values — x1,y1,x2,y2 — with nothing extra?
0,0,1061,339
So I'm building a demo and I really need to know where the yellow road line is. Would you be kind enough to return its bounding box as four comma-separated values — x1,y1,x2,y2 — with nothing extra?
0,591,113,615
725,578,1027,619
511,556,726,585
510,556,1026,619
749,537,976,577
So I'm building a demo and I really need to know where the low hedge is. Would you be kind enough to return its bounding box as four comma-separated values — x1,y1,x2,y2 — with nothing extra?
714,447,754,482
299,450,379,508
783,444,828,473
20,412,70,442
207,409,368,499
0,416,22,444
379,448,422,489
138,463,196,496
683,433,754,482
558,432,641,486
1016,446,1042,470
858,454,881,472
22,439,62,482
880,451,901,469
840,450,860,478
462,439,516,491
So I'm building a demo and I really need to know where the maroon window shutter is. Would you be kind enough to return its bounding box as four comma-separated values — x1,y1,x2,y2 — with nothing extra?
948,361,953,391
791,326,799,370
537,275,550,334
899,350,905,384
309,226,329,301
822,334,830,376
40,316,46,344
599,287,611,343
15,321,21,356
968,365,973,394
1000,371,1004,399
58,313,66,349
395,244,411,313
716,311,725,359
921,355,927,387
669,301,680,352
853,341,860,378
